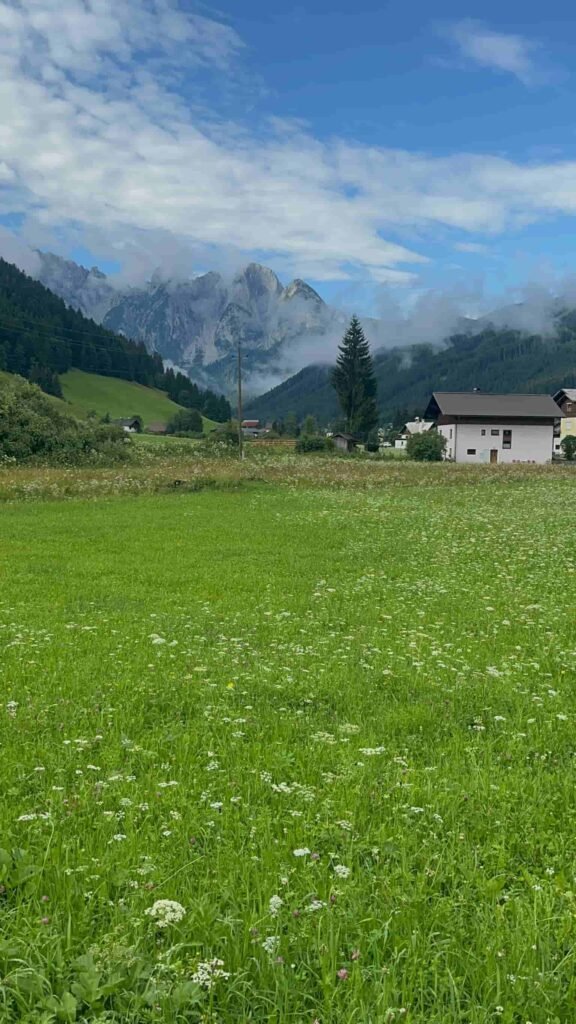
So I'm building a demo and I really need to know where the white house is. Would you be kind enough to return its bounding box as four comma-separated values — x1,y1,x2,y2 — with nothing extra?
424,392,561,464
394,417,434,450
553,389,576,455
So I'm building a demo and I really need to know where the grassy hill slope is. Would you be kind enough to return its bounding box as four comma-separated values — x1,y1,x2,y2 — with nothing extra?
61,370,216,430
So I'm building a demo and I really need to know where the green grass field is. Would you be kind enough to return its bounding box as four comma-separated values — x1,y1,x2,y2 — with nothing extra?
59,369,216,431
1,468,576,1022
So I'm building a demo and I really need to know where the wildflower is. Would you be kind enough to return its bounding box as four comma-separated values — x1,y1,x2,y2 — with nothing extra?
262,935,279,956
269,894,283,916
334,864,351,879
111,834,127,842
293,847,310,857
307,899,327,912
337,968,349,980
191,958,230,989
144,899,186,928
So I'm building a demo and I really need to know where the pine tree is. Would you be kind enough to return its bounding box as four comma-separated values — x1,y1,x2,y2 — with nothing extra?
331,316,378,438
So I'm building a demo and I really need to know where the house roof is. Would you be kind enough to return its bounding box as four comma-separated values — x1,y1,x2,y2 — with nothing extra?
553,388,576,403
332,433,357,441
425,392,561,420
405,420,434,433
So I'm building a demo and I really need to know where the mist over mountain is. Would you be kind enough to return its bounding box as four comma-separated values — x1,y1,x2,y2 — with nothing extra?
9,246,576,411
245,314,576,425
34,252,344,395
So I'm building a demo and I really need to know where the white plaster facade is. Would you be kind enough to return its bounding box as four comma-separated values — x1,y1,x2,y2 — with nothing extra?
438,421,554,464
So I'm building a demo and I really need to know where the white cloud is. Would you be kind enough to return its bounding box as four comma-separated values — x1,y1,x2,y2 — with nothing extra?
454,242,491,254
444,20,539,84
0,2,574,285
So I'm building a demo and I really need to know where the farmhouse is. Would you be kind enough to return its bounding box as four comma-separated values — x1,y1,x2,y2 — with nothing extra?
553,389,576,454
332,433,357,453
394,417,434,450
114,416,142,433
424,392,560,464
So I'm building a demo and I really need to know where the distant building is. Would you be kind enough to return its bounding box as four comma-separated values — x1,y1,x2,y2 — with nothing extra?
425,392,560,464
394,417,434,450
147,421,167,435
115,416,142,433
241,418,265,438
332,433,357,453
553,389,576,455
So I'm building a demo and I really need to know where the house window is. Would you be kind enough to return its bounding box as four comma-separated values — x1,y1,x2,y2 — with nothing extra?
449,428,453,439
481,429,486,436
491,429,500,436
503,429,512,449
467,448,476,455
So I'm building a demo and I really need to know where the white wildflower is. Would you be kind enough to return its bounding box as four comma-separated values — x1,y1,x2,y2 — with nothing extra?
307,899,327,912
145,899,186,928
334,864,351,879
269,894,283,916
191,958,230,989
261,936,279,956
293,847,310,857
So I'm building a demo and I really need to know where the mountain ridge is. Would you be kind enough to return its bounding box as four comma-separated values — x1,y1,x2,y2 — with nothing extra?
245,318,576,425
35,252,339,395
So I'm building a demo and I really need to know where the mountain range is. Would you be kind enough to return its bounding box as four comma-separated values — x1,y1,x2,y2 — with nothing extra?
27,250,576,426
36,253,341,395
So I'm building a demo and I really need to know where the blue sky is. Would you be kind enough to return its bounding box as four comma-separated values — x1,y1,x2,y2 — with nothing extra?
1,0,576,314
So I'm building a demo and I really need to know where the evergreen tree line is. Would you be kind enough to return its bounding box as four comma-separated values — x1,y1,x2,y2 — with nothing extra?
247,316,576,427
0,258,231,421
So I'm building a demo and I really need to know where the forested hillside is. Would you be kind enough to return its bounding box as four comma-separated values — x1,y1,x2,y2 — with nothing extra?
0,259,230,421
246,318,576,425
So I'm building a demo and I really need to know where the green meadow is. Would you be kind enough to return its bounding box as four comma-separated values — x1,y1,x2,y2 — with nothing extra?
1,463,576,1022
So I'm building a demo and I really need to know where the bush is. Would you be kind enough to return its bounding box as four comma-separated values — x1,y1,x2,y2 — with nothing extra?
0,374,130,464
166,408,204,435
295,435,335,453
406,430,446,462
561,435,576,461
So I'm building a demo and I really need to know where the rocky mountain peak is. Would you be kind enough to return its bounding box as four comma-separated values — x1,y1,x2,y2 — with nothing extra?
32,250,336,395
282,279,325,305
234,263,283,297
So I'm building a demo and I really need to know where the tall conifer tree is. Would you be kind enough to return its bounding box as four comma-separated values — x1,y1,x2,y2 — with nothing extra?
331,315,378,437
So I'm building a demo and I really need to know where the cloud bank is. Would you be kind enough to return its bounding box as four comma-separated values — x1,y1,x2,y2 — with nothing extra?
0,3,574,287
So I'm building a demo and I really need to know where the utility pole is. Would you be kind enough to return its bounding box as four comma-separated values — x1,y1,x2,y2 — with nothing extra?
237,338,244,461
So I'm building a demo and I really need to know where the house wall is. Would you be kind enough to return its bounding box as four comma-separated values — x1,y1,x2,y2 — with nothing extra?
559,415,576,441
438,421,554,464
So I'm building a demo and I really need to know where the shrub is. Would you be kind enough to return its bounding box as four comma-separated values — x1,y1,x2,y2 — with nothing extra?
0,374,130,464
166,408,204,435
295,435,335,453
561,435,576,461
406,430,446,462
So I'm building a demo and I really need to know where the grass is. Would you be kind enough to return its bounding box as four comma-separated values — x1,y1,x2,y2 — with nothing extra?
1,462,576,1022
59,369,217,431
